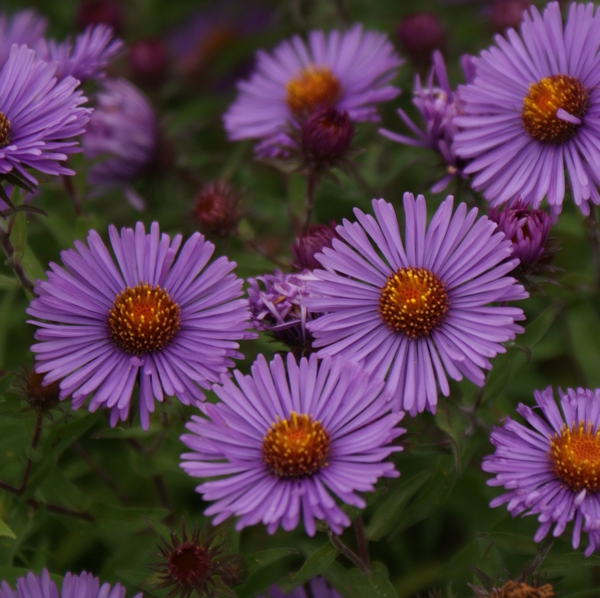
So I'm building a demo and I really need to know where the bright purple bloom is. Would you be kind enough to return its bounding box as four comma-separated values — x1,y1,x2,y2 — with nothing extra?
27,222,255,430
483,386,600,557
82,78,157,208
0,569,141,598
223,24,402,156
0,9,47,68
35,24,123,82
454,2,600,220
258,577,342,598
380,50,468,193
180,352,404,536
305,194,527,416
0,45,90,185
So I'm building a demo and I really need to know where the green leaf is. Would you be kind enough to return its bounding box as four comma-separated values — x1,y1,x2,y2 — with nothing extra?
345,562,398,598
244,548,299,575
541,552,600,576
0,519,16,540
477,532,537,556
0,274,19,289
435,398,465,476
278,541,339,592
517,301,564,348
366,470,432,541
566,302,600,387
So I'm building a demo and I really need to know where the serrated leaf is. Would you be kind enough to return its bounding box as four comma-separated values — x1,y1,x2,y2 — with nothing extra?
244,548,299,575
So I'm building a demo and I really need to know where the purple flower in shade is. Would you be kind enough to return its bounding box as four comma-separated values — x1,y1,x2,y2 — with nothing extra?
247,270,314,356
482,386,600,557
180,352,404,536
380,50,469,193
453,2,600,220
35,24,123,83
0,569,141,598
258,577,341,598
0,45,90,186
82,78,157,209
488,200,551,268
0,9,47,68
27,222,255,430
223,24,402,156
305,194,528,416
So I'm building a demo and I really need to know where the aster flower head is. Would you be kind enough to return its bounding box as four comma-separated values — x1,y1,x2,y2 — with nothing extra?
223,24,402,156
0,9,47,68
305,193,527,416
483,386,600,557
380,50,468,193
0,45,90,187
454,2,600,220
35,24,123,83
27,222,255,430
83,78,157,205
0,569,140,598
180,352,404,536
247,270,314,357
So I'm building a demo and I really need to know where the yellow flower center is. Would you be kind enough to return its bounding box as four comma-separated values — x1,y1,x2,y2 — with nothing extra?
521,75,589,144
378,267,448,339
0,111,11,148
108,283,181,355
262,411,330,478
285,66,342,116
549,422,600,492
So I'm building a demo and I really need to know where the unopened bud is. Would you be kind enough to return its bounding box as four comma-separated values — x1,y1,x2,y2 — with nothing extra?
193,181,241,238
291,223,338,271
301,107,355,163
397,12,445,67
76,0,122,34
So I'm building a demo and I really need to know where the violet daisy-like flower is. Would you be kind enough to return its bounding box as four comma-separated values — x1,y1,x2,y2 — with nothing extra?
453,2,600,219
0,45,90,186
35,24,123,83
180,352,404,536
483,386,600,557
0,9,47,68
380,50,469,193
83,78,157,208
223,24,402,156
0,569,141,598
305,193,528,416
27,222,254,430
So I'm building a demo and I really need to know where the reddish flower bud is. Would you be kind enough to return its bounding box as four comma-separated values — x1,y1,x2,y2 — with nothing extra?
397,12,445,67
291,223,338,271
16,367,61,413
193,181,241,238
76,0,122,34
489,0,532,33
128,38,169,87
301,107,355,164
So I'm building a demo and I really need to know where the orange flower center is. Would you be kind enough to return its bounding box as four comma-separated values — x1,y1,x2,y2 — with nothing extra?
549,422,600,492
285,66,342,116
0,111,11,148
108,283,181,355
521,75,589,144
378,267,448,339
262,411,330,478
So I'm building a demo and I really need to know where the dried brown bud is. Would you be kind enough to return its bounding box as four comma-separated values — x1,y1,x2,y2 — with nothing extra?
16,367,61,413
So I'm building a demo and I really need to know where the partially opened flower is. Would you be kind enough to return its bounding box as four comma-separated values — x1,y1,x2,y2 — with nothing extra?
223,24,402,156
306,194,527,416
483,386,600,557
27,222,254,430
454,2,600,219
180,352,404,536
0,569,140,598
0,45,90,186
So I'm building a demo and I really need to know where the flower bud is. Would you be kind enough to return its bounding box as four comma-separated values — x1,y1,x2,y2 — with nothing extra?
301,107,355,163
489,0,532,33
193,181,241,238
76,0,122,34
291,223,338,271
128,38,169,87
397,12,445,67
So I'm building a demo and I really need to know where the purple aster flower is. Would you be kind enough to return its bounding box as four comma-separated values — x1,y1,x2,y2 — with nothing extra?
0,45,90,186
258,577,342,598
82,78,157,208
483,386,600,557
35,24,123,83
223,24,402,156
453,2,600,220
379,50,469,193
27,222,255,430
0,569,141,598
305,194,528,416
0,9,47,68
180,352,404,536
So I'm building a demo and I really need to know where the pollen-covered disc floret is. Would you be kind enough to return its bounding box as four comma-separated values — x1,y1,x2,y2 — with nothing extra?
522,75,589,144
0,111,10,148
180,352,404,536
483,386,600,557
262,412,330,478
27,222,254,430
379,267,448,339
108,283,180,355
550,423,600,492
285,66,341,116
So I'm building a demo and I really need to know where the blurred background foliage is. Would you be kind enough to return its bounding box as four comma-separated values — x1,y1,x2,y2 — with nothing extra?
0,0,598,596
